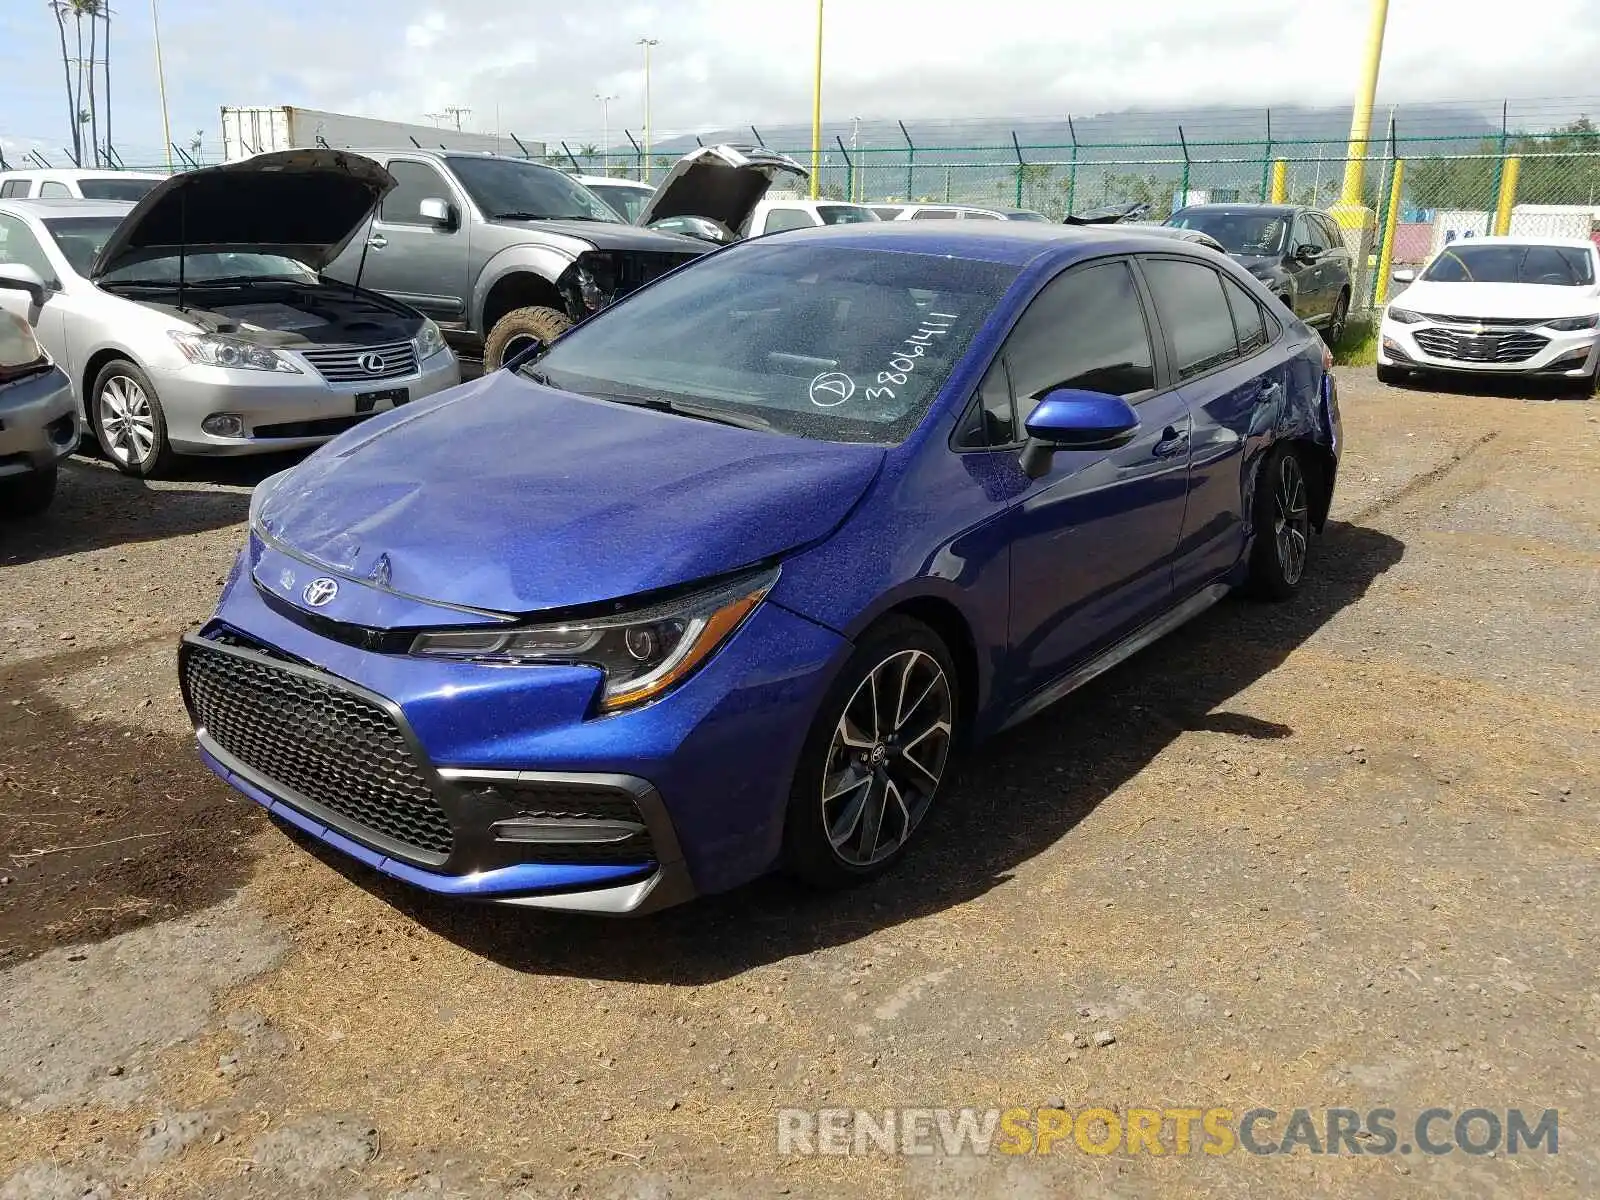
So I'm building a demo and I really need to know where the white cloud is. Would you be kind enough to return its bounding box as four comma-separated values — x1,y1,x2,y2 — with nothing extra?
404,11,449,51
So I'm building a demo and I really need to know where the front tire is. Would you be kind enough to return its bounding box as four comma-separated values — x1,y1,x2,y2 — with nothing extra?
91,360,173,478
783,617,959,889
0,465,58,517
1246,444,1313,602
483,306,573,371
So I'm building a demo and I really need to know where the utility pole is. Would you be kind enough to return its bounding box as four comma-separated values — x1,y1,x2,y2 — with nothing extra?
443,105,470,132
596,92,617,173
637,38,659,181
149,0,172,170
810,0,824,198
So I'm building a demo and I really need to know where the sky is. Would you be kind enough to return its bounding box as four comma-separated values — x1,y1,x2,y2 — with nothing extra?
3,0,1599,167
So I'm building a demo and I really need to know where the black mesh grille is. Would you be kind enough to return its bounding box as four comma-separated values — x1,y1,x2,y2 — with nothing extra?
183,640,455,862
462,779,656,864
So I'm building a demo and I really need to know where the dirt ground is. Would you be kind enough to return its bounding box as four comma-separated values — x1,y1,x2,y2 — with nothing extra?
0,370,1596,1199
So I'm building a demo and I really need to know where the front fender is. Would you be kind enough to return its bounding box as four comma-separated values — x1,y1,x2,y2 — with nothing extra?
471,244,578,332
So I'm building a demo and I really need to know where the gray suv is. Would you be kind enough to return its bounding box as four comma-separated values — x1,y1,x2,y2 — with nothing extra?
322,151,711,369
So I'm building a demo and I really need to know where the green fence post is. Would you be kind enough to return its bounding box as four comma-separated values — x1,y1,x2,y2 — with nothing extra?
624,130,643,180
1066,115,1078,217
1012,131,1025,208
835,134,853,204
1489,99,1508,219
1259,107,1273,201
1178,125,1191,206
898,120,914,200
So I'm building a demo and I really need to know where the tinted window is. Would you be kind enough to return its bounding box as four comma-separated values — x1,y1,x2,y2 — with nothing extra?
870,207,904,220
1422,243,1596,286
1313,214,1344,252
956,357,1016,448
1168,209,1287,256
0,214,56,280
815,205,878,225
961,211,1002,220
911,209,959,220
446,155,618,222
1004,260,1157,422
1221,274,1268,355
38,181,71,198
76,177,159,201
1143,258,1240,379
379,161,452,226
1290,214,1316,252
0,180,30,198
523,242,1017,445
761,207,815,234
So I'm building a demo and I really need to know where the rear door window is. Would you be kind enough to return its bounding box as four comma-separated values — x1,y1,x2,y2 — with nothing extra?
0,180,31,198
1221,274,1269,356
38,181,71,198
760,207,816,234
1142,257,1241,380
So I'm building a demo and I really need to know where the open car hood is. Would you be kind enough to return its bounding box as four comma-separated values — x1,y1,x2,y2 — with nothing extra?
90,149,395,280
637,144,809,233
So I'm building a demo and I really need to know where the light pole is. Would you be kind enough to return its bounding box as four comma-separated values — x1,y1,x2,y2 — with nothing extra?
637,38,658,182
596,92,617,174
810,0,823,198
149,0,172,170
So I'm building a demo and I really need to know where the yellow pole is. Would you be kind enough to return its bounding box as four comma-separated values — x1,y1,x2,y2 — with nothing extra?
810,0,823,199
1493,156,1521,236
1339,0,1390,206
1269,159,1288,204
1374,158,1405,305
150,0,173,171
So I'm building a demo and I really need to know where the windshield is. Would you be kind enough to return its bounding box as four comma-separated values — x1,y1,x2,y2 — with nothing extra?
585,182,652,223
446,156,621,222
1422,243,1596,286
816,204,880,225
1167,210,1288,256
41,216,317,283
75,177,160,202
520,242,1017,444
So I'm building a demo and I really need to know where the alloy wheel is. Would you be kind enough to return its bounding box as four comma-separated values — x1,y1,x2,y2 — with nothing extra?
1273,453,1310,587
1328,296,1348,345
99,374,155,467
821,649,953,867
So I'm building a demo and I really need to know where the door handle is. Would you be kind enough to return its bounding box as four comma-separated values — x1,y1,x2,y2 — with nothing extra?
1153,427,1189,459
366,234,387,249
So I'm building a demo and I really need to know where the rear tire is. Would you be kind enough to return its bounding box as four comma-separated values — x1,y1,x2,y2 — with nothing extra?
91,359,174,478
1245,444,1313,602
783,617,959,890
483,306,572,371
1323,290,1350,348
0,465,58,517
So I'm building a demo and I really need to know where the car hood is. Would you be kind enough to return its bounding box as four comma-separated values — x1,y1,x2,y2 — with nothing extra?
486,215,710,254
252,372,885,619
91,149,395,280
637,144,810,232
1390,279,1600,319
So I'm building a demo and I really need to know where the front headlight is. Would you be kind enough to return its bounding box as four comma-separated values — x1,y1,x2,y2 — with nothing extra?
1386,307,1423,325
1545,313,1599,332
414,318,448,359
411,567,778,712
169,330,301,373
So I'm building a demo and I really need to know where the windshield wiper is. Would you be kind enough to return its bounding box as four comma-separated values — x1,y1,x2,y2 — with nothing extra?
608,394,773,432
489,211,554,221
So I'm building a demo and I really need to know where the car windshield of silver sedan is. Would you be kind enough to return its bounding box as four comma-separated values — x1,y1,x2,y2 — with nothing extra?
521,242,1017,444
1168,211,1287,256
446,156,622,223
41,216,317,286
1422,243,1596,286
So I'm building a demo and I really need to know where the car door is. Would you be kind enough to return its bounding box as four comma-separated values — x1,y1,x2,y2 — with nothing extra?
1285,213,1325,322
1313,213,1351,305
0,214,68,364
324,157,470,324
1142,257,1288,595
992,257,1193,698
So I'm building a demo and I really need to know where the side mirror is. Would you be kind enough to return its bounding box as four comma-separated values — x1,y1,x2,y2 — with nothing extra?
1293,243,1319,265
418,197,453,227
1390,267,1417,285
0,264,48,310
1019,388,1140,478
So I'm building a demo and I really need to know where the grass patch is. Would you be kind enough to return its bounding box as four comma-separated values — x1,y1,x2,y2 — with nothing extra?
1333,315,1378,368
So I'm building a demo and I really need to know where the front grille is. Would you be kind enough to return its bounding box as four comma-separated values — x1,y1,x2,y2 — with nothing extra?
614,252,701,298
1413,327,1548,364
298,340,418,383
1417,313,1546,327
457,778,656,864
182,638,455,862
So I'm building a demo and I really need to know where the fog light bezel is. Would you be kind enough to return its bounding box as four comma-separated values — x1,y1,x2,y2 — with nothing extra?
201,413,247,438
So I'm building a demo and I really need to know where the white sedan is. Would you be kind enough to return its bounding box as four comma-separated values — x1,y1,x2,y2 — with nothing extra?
1378,236,1600,394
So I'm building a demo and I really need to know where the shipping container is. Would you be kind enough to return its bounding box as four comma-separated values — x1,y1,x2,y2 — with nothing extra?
219,106,543,163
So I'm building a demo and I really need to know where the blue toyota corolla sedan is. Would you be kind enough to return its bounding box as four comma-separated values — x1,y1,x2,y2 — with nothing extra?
180,222,1340,915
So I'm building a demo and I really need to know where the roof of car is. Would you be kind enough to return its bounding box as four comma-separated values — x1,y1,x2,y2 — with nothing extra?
0,198,136,219
1172,203,1301,216
773,219,1224,266
1434,234,1599,251
0,168,164,180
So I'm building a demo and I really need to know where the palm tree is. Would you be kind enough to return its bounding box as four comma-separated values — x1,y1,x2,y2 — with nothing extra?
71,0,86,165
83,0,101,166
100,2,110,164
49,2,81,166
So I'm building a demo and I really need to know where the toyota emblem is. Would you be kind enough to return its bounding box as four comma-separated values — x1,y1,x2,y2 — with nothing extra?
358,352,386,374
302,577,339,608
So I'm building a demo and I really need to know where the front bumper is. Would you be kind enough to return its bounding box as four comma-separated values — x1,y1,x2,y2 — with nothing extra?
1379,317,1598,376
157,347,461,456
0,364,79,479
180,556,848,912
